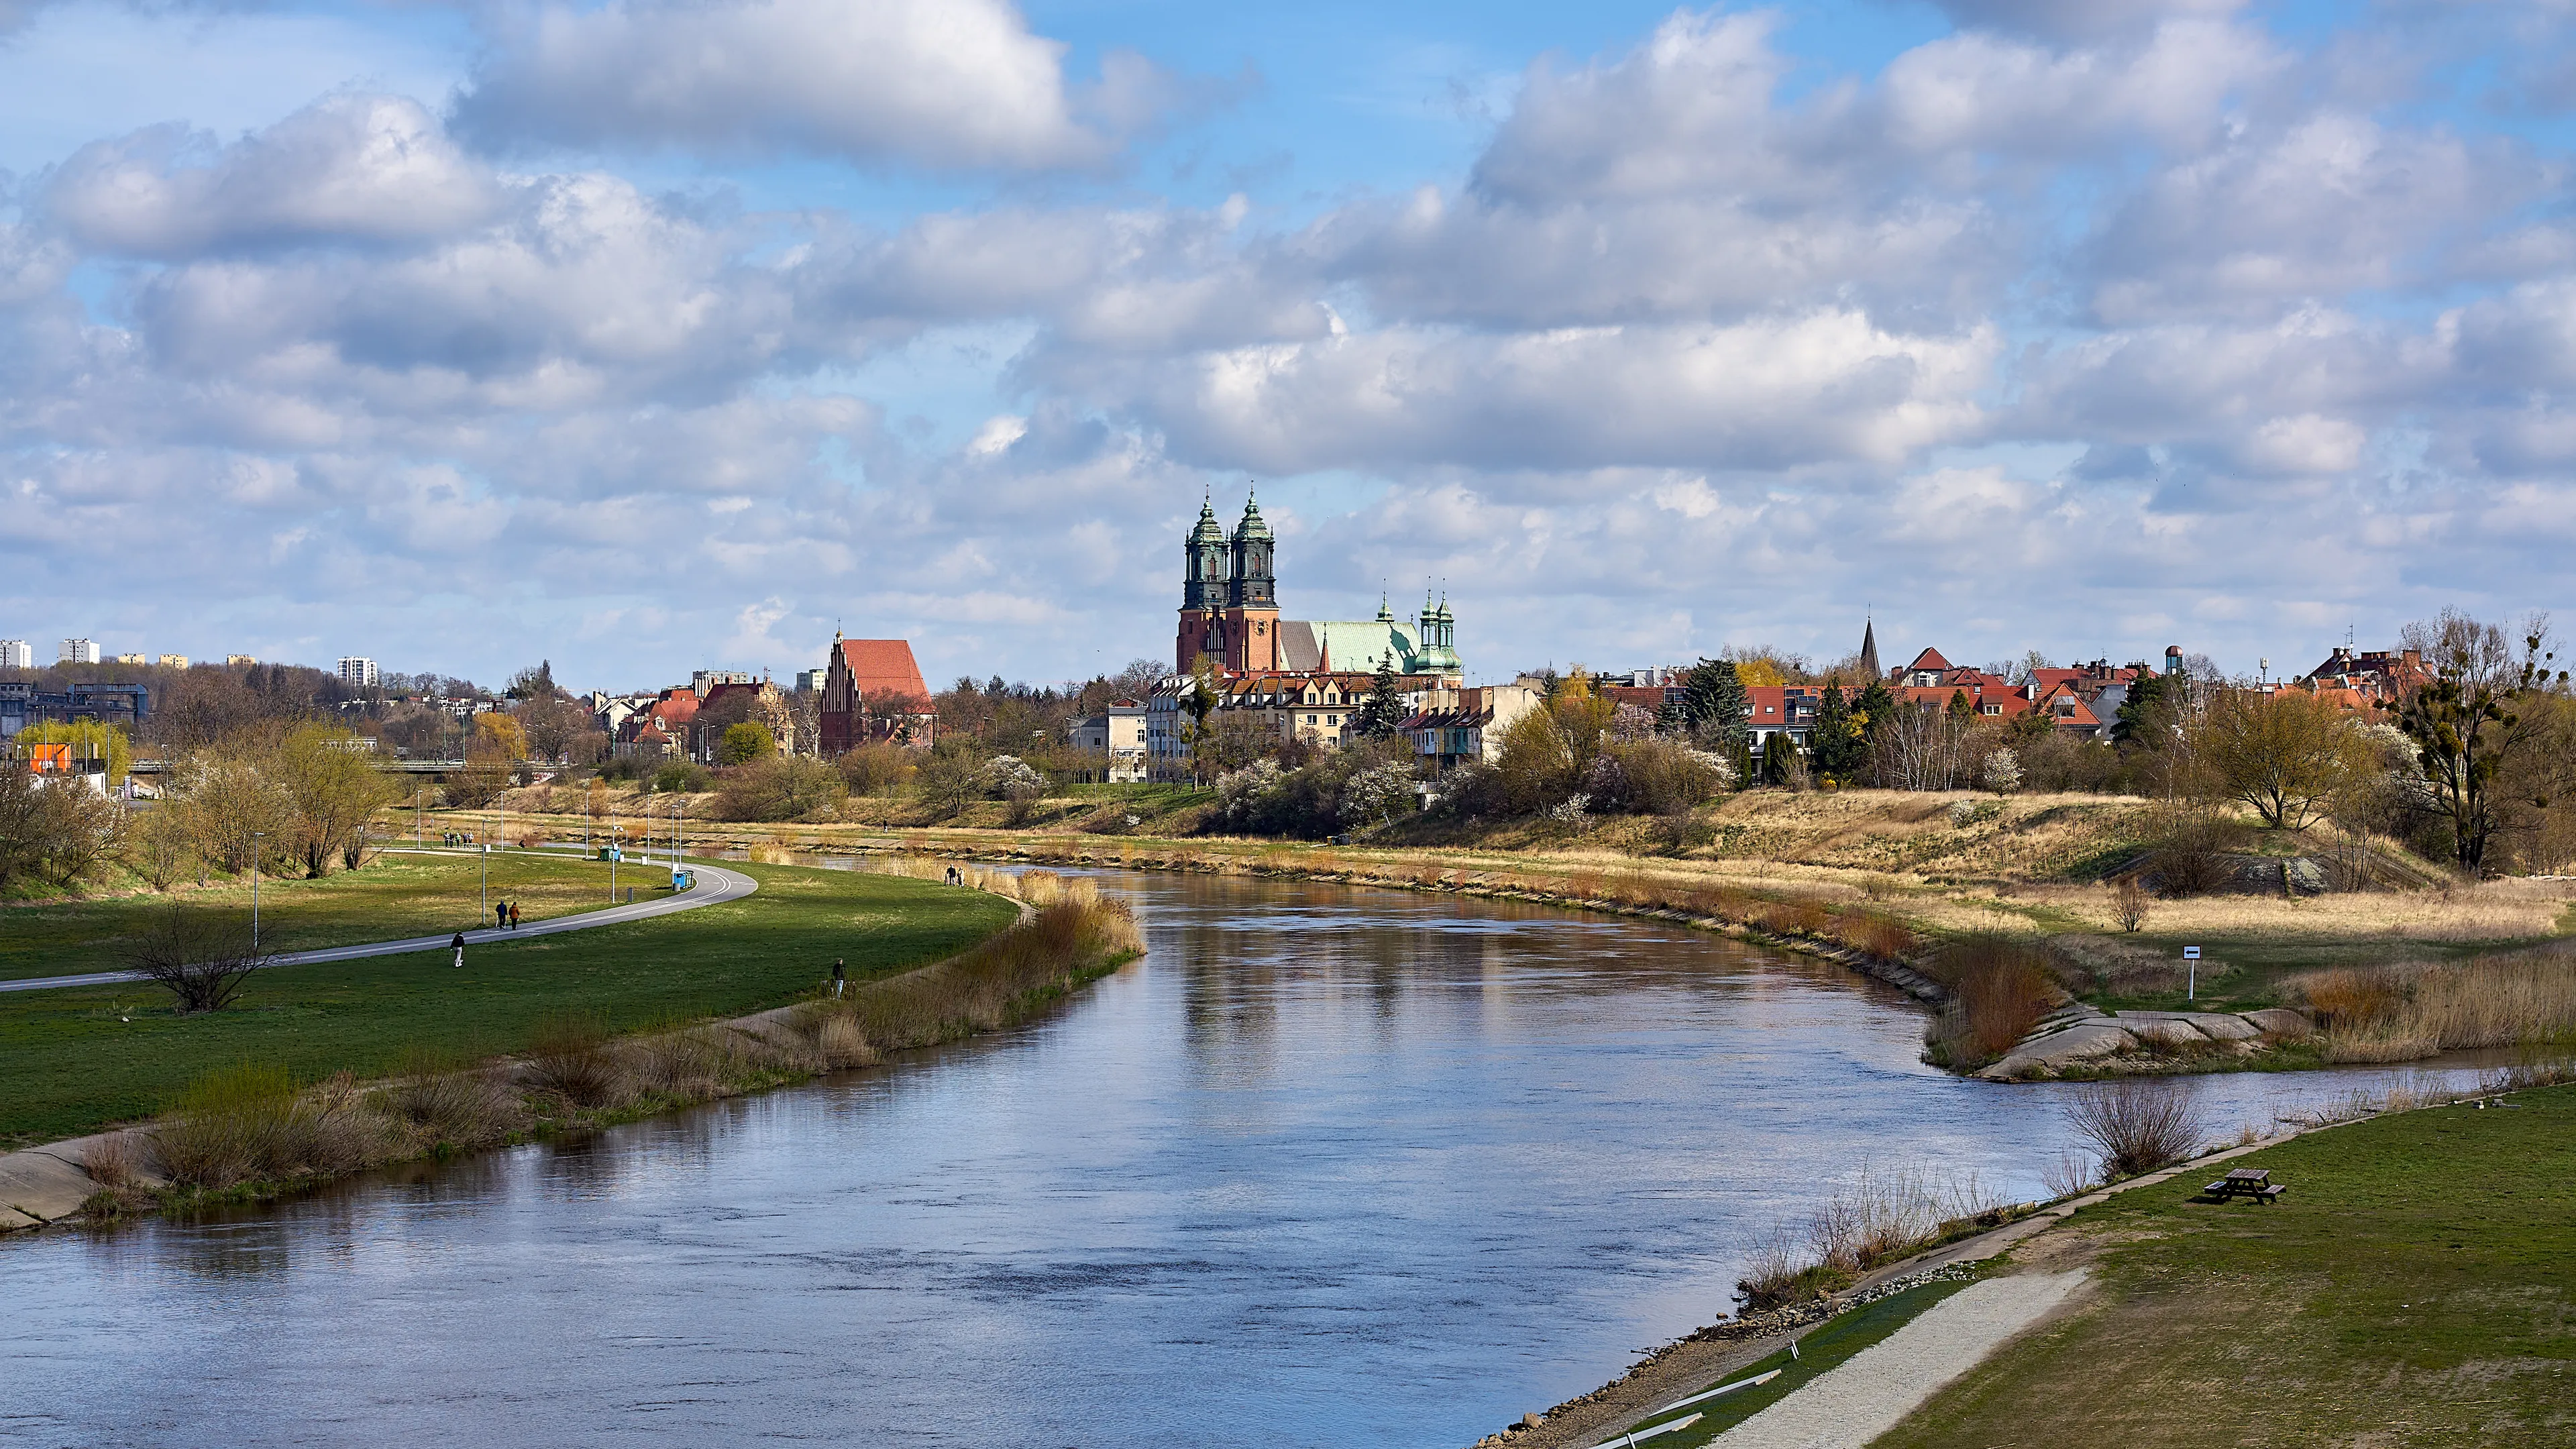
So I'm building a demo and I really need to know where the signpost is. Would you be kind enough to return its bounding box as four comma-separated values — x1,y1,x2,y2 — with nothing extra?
2184,945,2202,1002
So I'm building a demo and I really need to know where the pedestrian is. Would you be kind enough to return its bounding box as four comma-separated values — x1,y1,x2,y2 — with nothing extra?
509,901,522,930
451,931,466,969
496,900,508,930
831,957,845,999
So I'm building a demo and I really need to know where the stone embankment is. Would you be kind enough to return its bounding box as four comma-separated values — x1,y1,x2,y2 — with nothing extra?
1977,1004,2312,1079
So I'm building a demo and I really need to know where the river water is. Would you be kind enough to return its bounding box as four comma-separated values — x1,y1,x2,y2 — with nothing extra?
0,871,2498,1447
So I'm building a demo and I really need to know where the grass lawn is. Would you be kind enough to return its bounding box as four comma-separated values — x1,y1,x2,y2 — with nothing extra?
1876,1085,2576,1448
1611,1278,1981,1446
0,862,1016,1150
0,850,659,983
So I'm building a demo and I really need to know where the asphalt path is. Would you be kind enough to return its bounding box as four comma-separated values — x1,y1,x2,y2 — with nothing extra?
0,853,761,995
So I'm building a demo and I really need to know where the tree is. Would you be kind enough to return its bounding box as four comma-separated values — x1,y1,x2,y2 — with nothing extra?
1495,706,1576,814
915,743,985,818
1809,684,1866,785
505,660,558,700
2385,612,2569,873
121,904,275,1013
1354,656,1406,740
1851,678,1896,755
2200,688,2369,830
718,721,777,765
171,749,290,873
715,756,849,822
1676,658,1751,781
2112,668,2169,747
473,710,529,761
16,720,131,783
272,724,399,877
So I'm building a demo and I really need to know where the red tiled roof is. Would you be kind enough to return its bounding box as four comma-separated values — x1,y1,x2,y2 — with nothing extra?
837,639,932,706
1905,647,1952,672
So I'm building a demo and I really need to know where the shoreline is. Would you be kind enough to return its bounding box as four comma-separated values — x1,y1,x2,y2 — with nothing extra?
0,865,1130,1237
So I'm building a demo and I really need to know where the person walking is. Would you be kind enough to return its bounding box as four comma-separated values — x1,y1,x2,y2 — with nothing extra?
830,957,846,1000
451,931,466,969
508,901,522,930
495,900,508,931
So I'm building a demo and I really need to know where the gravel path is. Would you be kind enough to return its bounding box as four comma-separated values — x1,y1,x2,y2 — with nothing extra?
1706,1271,2088,1449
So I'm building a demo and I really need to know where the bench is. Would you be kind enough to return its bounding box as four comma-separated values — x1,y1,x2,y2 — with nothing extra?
2201,1167,2286,1204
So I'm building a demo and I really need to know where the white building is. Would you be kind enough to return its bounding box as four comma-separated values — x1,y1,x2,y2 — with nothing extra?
337,656,380,688
58,639,99,664
1068,702,1149,783
693,669,755,697
0,641,30,669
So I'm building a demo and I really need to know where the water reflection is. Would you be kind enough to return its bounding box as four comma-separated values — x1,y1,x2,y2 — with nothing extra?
0,870,2504,1449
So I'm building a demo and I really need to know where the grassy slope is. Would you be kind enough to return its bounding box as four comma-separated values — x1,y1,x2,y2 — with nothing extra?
0,851,654,983
0,862,1016,1149
1874,1086,2576,1448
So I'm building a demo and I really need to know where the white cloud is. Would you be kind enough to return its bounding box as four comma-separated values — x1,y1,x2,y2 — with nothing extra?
451,0,1164,171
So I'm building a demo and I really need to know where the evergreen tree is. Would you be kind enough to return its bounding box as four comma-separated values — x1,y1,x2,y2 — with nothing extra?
1354,656,1405,740
1678,657,1752,781
1811,683,1864,784
2112,667,2167,747
1946,688,1976,721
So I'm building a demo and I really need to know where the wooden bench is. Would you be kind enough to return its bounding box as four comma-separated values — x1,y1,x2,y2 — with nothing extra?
2201,1167,2286,1204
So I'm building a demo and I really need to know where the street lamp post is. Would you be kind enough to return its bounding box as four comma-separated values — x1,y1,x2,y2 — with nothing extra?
250,831,264,950
611,826,623,903
481,841,490,919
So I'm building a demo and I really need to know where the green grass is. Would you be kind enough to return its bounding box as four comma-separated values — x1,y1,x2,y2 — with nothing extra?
1612,1278,1982,1446
0,850,657,983
0,862,1016,1149
2084,927,2565,1014
1876,1085,2576,1448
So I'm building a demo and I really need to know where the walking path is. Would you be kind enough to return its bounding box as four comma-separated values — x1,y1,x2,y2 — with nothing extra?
1704,1272,2088,1449
0,854,759,995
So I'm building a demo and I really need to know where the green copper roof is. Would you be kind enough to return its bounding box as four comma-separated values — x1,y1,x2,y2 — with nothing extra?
1233,490,1273,541
1189,498,1225,545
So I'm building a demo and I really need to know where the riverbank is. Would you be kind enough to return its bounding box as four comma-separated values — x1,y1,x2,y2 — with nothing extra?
0,865,1139,1234
1492,1062,2573,1449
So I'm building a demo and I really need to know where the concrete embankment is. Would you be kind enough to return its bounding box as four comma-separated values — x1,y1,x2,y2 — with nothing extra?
1977,1004,2314,1079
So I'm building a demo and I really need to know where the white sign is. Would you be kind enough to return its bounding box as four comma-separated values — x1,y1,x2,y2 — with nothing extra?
2183,946,2202,961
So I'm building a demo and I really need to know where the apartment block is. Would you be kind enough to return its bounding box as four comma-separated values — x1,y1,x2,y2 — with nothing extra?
58,639,99,665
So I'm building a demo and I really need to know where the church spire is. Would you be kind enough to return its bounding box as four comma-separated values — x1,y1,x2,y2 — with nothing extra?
1859,616,1882,682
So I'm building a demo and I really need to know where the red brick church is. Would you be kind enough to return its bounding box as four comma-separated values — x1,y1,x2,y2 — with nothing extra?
818,634,937,752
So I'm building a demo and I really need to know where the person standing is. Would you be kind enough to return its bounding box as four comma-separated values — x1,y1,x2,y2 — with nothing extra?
830,957,846,999
451,931,466,969
509,901,522,930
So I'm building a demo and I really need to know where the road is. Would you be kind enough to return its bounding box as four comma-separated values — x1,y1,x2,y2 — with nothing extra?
0,855,761,995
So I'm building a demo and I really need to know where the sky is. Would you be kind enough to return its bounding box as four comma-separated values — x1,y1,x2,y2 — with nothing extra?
2,0,2572,694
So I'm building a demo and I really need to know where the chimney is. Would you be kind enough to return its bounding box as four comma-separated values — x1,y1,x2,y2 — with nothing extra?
2402,648,2420,669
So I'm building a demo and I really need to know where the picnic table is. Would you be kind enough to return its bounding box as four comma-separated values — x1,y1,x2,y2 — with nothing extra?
2202,1167,2286,1204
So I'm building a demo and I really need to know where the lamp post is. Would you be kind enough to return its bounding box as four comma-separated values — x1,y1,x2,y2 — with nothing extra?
481,841,490,919
611,826,623,904
250,831,264,950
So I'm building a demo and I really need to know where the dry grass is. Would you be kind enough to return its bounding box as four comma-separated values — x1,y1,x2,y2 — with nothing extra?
1736,1163,2015,1309
2287,949,2576,1063
152,1065,397,1190
81,1132,138,1189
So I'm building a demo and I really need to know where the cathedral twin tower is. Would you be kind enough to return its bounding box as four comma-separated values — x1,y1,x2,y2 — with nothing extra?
1177,492,1281,674
1175,491,1464,681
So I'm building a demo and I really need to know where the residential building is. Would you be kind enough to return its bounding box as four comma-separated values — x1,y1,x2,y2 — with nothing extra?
1173,493,1466,683
1068,701,1148,782
337,656,379,688
156,654,187,669
794,668,826,694
1145,670,1446,780
2298,646,2426,706
0,641,30,669
693,678,796,760
225,654,256,666
818,636,936,753
111,653,148,666
692,669,755,697
58,639,99,665
1399,684,1541,774
612,689,698,759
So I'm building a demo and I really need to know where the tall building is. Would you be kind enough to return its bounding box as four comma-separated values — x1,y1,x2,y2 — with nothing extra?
58,639,99,665
1173,492,1466,681
692,669,755,697
337,656,379,688
225,653,256,666
0,641,30,669
111,653,148,666
157,654,189,669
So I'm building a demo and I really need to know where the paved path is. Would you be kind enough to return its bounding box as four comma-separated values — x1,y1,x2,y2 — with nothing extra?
0,855,761,995
1706,1271,2088,1449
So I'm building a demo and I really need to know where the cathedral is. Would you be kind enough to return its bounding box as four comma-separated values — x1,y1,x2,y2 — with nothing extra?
1175,493,1464,682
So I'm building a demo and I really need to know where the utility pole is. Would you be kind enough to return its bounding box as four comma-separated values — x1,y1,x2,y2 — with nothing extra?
250,831,264,950
611,825,623,903
481,842,490,919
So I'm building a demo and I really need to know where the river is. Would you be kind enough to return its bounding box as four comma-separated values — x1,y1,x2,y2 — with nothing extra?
0,870,2497,1447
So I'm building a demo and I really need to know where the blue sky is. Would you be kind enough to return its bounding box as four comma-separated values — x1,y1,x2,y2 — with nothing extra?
1,0,2571,692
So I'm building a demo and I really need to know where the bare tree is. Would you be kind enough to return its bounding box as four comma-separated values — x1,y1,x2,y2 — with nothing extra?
2387,610,2571,873
121,904,277,1012
2200,688,2371,830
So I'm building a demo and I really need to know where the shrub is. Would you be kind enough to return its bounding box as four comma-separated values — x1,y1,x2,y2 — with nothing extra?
715,755,849,822
836,741,915,797
523,1012,635,1108
119,904,276,1013
2064,1082,2205,1179
2147,804,2249,897
1924,937,2062,1067
152,1065,391,1189
2113,877,2151,932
